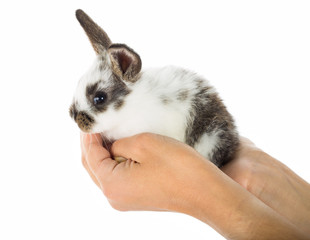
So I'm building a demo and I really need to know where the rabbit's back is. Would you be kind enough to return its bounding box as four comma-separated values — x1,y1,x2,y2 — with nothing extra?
133,66,239,166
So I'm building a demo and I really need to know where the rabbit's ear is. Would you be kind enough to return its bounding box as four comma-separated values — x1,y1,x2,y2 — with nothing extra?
76,9,111,54
108,44,142,82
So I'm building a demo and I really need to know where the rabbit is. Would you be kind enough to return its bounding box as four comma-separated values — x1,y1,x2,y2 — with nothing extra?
69,9,239,167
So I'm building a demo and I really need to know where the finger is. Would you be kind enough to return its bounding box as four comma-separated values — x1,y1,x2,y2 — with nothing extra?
81,154,101,188
111,133,173,164
80,132,117,175
239,137,256,148
110,134,148,164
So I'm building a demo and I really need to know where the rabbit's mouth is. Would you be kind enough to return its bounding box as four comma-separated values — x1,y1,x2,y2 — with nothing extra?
69,103,95,132
75,111,95,132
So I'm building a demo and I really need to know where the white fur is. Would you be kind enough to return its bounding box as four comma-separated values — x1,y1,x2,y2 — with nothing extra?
194,131,219,160
92,66,197,141
73,57,219,159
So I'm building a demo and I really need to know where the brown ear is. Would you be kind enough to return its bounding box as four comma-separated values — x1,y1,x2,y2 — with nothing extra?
76,9,112,54
108,44,142,82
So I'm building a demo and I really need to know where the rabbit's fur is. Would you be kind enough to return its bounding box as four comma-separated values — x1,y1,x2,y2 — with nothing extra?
70,10,239,167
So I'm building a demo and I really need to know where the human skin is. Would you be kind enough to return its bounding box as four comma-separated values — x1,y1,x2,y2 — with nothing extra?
80,133,310,240
221,138,310,236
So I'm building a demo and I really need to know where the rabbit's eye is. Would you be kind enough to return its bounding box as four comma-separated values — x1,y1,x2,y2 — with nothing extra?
93,92,107,105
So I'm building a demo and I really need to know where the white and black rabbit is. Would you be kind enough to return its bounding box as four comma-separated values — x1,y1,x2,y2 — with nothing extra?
70,9,239,167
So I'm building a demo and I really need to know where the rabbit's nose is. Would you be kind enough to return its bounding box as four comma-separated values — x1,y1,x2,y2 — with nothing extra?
76,111,95,132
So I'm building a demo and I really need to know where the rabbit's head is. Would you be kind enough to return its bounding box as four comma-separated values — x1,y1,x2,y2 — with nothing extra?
69,10,141,133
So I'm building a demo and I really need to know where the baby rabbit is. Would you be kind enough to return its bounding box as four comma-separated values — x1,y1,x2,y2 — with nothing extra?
69,9,239,167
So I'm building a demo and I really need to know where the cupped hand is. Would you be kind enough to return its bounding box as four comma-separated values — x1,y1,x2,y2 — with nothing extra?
80,133,309,239
81,132,218,212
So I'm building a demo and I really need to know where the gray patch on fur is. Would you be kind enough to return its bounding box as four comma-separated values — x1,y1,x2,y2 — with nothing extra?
109,75,131,105
86,82,99,98
113,99,125,110
185,80,239,167
176,89,189,101
69,102,78,120
99,62,107,72
160,95,172,105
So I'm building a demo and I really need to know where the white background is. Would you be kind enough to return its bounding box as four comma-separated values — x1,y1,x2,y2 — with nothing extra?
0,0,309,239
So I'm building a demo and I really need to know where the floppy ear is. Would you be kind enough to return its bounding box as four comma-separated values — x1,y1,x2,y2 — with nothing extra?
76,9,111,54
108,44,142,82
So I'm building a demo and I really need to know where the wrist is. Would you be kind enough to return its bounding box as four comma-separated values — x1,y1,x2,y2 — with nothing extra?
166,159,251,236
168,158,308,240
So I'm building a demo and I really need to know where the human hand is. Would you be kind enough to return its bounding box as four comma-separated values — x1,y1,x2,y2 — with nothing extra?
81,133,309,239
80,132,218,212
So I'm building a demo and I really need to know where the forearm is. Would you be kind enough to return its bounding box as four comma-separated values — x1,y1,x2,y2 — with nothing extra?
173,160,309,240
222,139,310,237
259,154,310,235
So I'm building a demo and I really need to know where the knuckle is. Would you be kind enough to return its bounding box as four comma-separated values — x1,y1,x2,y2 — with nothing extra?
135,132,153,142
132,133,154,152
238,160,259,191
